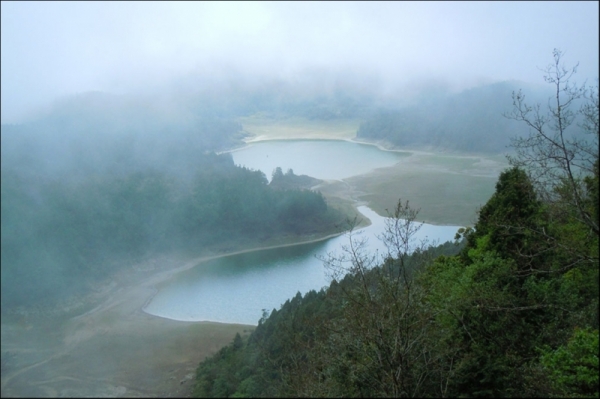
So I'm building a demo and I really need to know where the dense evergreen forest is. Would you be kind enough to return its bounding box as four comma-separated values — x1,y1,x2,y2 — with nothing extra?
193,168,598,398
357,81,550,154
0,93,345,308
1,49,598,397
192,52,599,397
173,69,383,120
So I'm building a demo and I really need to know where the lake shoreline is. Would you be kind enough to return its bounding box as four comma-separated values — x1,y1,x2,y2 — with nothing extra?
142,204,462,324
1,149,465,397
243,133,506,161
139,227,368,322
236,132,502,227
1,217,375,397
1,130,481,397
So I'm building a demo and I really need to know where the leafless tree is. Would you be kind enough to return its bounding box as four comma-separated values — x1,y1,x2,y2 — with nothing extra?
505,48,599,237
316,200,456,397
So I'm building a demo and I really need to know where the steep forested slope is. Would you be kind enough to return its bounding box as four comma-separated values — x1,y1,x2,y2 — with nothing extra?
193,165,598,398
357,81,550,153
0,94,346,308
192,70,599,397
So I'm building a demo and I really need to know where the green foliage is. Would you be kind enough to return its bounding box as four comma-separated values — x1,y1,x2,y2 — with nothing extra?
506,49,599,240
193,287,341,397
540,328,599,398
193,157,598,397
193,240,465,398
194,332,254,398
189,51,599,398
1,118,345,308
466,168,540,246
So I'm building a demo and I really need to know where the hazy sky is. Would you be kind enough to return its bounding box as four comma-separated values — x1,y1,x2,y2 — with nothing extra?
1,1,598,123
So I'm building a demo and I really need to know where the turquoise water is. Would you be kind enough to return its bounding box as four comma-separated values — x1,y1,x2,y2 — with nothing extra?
144,206,460,325
144,140,459,325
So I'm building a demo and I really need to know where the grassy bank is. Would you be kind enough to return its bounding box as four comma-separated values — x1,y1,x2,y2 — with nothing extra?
346,152,507,226
237,115,507,226
1,116,508,397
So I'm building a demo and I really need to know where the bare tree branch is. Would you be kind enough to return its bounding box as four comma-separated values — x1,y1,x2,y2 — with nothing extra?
504,48,599,237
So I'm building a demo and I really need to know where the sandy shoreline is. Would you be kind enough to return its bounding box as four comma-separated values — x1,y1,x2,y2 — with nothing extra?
1,255,248,397
0,225,364,398
244,133,505,161
138,229,355,320
237,132,504,227
1,129,494,397
1,130,378,396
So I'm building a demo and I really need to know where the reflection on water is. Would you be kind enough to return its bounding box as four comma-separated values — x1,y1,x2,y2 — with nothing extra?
230,139,410,181
143,206,460,325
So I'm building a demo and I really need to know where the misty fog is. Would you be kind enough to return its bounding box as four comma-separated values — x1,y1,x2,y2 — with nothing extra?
2,1,598,123
1,1,598,397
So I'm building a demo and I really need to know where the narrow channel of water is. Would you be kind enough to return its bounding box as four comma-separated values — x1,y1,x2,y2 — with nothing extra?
143,206,460,325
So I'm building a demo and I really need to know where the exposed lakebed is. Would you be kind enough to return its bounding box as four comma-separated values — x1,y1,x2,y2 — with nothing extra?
143,205,460,325
144,140,461,325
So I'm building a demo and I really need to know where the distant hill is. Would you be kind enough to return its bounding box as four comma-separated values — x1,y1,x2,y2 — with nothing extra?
0,92,346,309
356,81,553,154
0,91,248,182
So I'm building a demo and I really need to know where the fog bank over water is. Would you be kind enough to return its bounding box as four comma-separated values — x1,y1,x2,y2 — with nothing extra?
2,1,598,123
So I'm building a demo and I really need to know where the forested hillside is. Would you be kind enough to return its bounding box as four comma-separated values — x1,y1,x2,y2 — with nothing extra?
192,52,599,397
0,94,346,308
166,69,383,121
357,81,550,154
194,163,598,397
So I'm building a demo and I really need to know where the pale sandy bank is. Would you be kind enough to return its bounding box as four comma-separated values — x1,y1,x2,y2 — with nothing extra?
1,229,360,398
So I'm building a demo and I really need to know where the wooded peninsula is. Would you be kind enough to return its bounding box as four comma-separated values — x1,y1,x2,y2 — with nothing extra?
1,51,597,398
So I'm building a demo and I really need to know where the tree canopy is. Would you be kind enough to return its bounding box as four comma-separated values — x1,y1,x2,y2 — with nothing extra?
192,50,599,398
